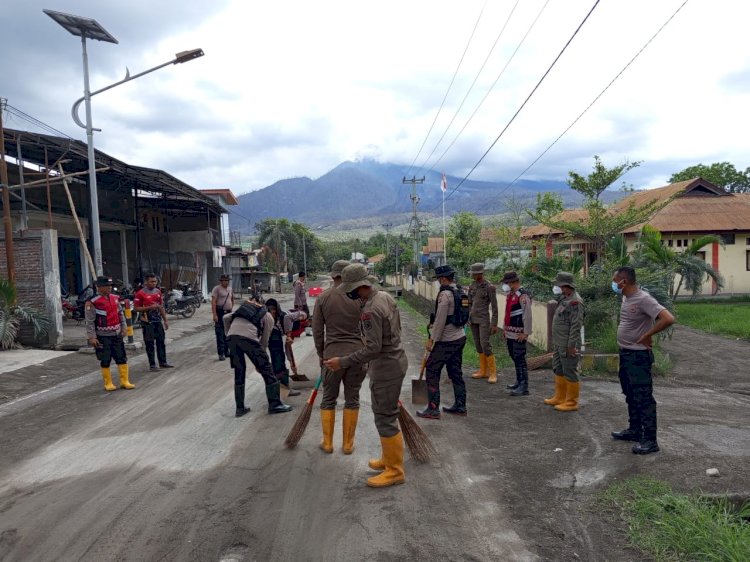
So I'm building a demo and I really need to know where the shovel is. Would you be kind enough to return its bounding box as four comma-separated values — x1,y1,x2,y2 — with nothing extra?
411,350,429,405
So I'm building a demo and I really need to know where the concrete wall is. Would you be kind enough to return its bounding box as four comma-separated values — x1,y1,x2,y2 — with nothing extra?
386,274,552,350
0,229,63,348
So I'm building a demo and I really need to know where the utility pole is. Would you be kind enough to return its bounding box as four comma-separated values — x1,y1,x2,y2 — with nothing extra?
302,232,307,274
402,176,425,278
0,98,16,289
382,223,392,278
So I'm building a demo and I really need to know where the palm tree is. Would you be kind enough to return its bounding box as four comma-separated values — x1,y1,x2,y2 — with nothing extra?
0,279,51,350
634,226,724,298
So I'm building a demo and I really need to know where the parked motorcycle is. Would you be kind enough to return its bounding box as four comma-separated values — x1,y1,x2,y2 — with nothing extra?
165,288,196,318
176,282,203,308
61,290,84,322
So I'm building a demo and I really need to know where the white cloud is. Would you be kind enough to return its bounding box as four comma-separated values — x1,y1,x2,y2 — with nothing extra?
4,0,750,196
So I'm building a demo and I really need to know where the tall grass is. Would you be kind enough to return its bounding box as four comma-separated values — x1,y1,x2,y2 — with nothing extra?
599,476,750,562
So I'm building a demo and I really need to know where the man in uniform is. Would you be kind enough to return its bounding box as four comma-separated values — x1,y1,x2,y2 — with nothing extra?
211,274,234,361
223,296,293,417
417,264,467,419
313,260,368,454
611,266,674,454
293,271,309,316
324,264,408,488
264,298,305,397
134,273,174,371
544,272,584,411
85,276,135,391
502,271,533,396
467,263,499,383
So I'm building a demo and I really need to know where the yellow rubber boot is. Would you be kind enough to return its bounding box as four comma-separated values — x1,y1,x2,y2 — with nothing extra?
342,408,359,455
118,364,135,389
487,355,498,384
471,354,488,379
319,409,335,453
367,433,405,488
544,375,567,406
368,457,385,471
555,381,580,411
101,367,116,391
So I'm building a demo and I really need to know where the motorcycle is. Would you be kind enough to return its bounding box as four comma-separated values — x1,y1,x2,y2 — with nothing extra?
61,290,85,323
176,282,203,308
165,288,196,318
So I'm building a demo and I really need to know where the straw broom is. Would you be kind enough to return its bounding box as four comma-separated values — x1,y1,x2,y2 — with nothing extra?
527,352,554,371
397,400,437,463
284,371,323,449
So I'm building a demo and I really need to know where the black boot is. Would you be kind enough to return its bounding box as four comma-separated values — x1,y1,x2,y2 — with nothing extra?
632,440,660,454
235,384,250,417
442,383,467,416
611,428,641,441
266,382,293,414
417,383,441,419
506,382,519,390
509,362,529,396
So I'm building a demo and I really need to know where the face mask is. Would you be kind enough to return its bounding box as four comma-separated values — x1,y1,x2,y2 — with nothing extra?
552,285,563,296
501,284,511,293
611,281,623,295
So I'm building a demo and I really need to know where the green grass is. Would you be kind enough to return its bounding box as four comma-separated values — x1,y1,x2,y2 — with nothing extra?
598,476,750,562
676,301,750,340
397,299,542,369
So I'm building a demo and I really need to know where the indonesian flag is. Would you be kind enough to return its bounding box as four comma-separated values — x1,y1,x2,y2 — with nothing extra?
440,173,447,193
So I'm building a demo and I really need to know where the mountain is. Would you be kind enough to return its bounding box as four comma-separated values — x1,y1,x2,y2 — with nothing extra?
228,159,615,232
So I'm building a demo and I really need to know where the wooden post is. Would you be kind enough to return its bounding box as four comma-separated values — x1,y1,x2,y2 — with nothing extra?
0,99,16,288
58,163,96,279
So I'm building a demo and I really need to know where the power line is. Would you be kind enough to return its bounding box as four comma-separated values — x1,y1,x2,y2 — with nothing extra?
3,103,72,139
404,1,488,179
435,0,602,209
416,0,521,173
425,0,551,174
492,0,691,201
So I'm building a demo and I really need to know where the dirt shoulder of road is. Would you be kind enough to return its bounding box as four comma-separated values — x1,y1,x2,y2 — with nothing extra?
398,307,750,561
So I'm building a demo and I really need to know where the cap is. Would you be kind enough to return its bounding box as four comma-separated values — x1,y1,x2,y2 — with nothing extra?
553,271,576,289
264,298,278,310
433,265,456,279
219,274,230,281
339,263,372,293
468,263,485,275
501,271,519,284
329,260,350,279
95,276,113,287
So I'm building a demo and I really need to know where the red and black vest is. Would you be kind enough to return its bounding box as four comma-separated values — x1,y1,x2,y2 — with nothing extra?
90,294,122,334
504,289,529,334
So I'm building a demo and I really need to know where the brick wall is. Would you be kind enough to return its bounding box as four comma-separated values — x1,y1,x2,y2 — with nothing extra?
0,229,63,347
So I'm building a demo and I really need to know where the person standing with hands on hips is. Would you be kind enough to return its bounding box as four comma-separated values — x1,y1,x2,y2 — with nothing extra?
611,266,674,455
85,276,135,391
544,272,584,411
211,274,234,361
467,263,500,383
134,273,173,371
501,271,532,396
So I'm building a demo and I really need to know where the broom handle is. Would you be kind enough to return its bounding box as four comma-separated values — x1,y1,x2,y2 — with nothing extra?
418,351,429,381
306,371,324,405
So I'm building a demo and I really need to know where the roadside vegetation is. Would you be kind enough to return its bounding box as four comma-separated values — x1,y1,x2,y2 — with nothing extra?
598,476,750,562
675,297,750,340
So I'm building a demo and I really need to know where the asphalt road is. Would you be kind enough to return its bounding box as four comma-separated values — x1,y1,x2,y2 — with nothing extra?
0,295,537,562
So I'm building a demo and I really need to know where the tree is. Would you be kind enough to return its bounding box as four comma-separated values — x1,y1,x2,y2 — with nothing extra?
529,156,668,264
0,279,50,350
446,212,498,275
567,155,642,200
634,225,724,298
669,162,750,193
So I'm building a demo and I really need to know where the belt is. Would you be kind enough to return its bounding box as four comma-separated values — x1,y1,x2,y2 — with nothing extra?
619,347,649,353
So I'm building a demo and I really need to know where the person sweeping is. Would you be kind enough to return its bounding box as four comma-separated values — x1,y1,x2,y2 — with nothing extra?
324,263,408,488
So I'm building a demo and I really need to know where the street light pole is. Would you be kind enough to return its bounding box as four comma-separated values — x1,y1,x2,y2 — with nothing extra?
80,34,104,276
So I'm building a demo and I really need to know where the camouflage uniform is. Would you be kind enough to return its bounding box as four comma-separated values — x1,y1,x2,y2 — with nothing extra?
467,263,499,382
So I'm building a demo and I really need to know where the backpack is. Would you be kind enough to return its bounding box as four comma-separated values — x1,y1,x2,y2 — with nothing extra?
437,285,471,328
232,302,268,333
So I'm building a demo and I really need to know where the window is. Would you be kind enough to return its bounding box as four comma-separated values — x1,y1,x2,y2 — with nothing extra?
721,233,735,245
668,239,673,247
677,239,683,247
747,250,750,271
746,236,750,245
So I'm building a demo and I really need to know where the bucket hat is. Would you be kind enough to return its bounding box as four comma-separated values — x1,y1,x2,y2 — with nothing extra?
468,263,485,275
553,271,576,289
340,263,372,293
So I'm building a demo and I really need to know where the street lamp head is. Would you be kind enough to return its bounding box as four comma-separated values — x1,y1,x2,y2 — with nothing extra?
43,9,118,44
174,49,205,64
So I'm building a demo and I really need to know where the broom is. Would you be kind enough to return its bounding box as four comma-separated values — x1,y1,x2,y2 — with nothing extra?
284,371,323,449
397,400,437,463
527,352,554,371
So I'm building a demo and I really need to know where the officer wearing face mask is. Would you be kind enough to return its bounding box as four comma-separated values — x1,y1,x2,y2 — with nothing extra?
544,272,585,412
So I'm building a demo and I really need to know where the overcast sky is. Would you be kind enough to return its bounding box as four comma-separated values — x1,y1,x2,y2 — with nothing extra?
2,0,748,197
